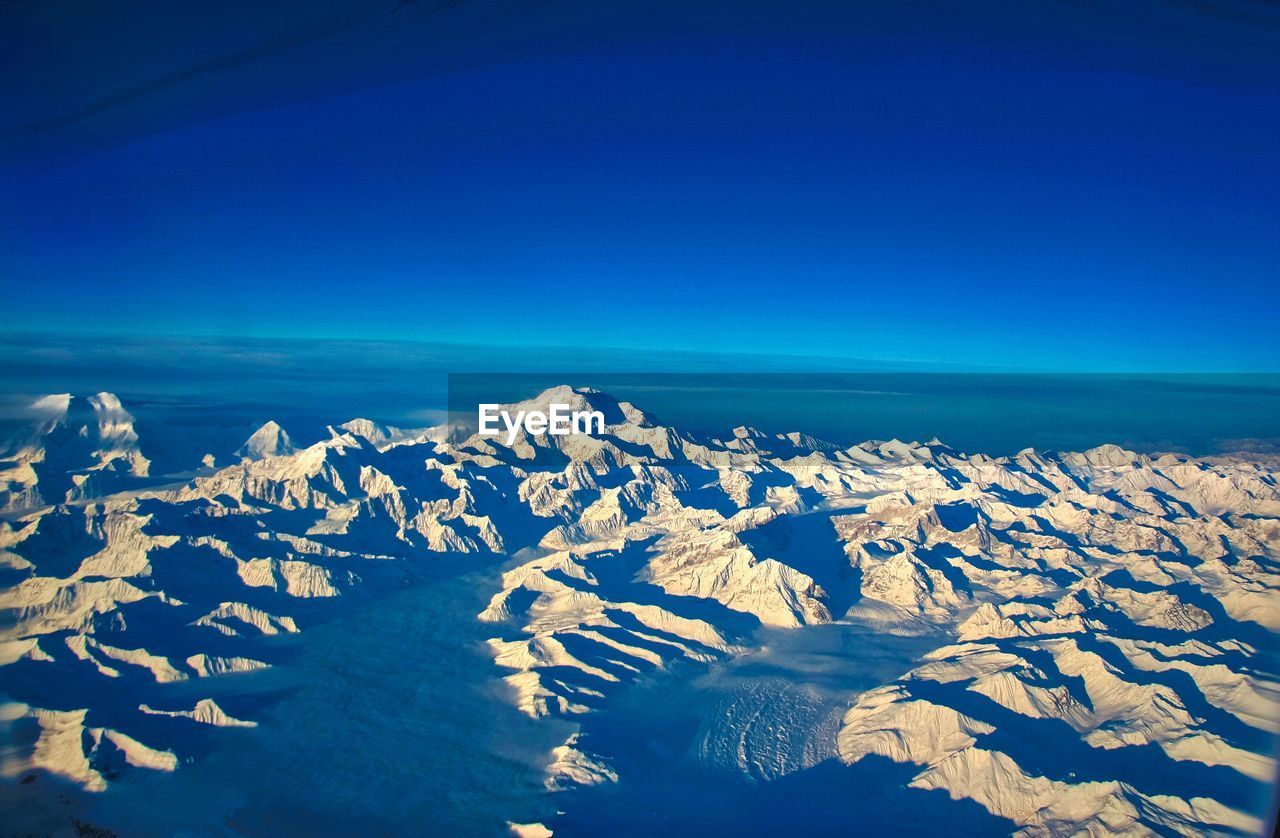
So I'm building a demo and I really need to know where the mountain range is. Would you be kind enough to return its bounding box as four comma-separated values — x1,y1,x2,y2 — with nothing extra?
1,387,1277,835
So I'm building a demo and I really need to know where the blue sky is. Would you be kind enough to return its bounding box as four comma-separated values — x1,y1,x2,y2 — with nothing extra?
2,0,1278,370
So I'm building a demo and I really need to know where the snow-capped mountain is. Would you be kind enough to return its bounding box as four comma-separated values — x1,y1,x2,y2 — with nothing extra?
1,387,1277,835
234,419,296,461
0,393,150,511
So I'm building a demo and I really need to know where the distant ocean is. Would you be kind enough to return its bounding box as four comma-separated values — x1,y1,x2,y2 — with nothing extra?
2,334,1277,464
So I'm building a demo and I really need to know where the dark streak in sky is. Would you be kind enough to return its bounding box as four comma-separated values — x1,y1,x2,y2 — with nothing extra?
1,1,436,139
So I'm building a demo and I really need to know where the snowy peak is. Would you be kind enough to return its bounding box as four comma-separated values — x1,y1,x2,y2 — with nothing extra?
18,391,140,451
0,392,150,511
236,420,296,461
507,385,634,426
85,392,141,453
337,418,393,444
29,393,72,423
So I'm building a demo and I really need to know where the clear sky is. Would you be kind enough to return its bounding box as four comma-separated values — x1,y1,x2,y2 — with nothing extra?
2,0,1278,371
